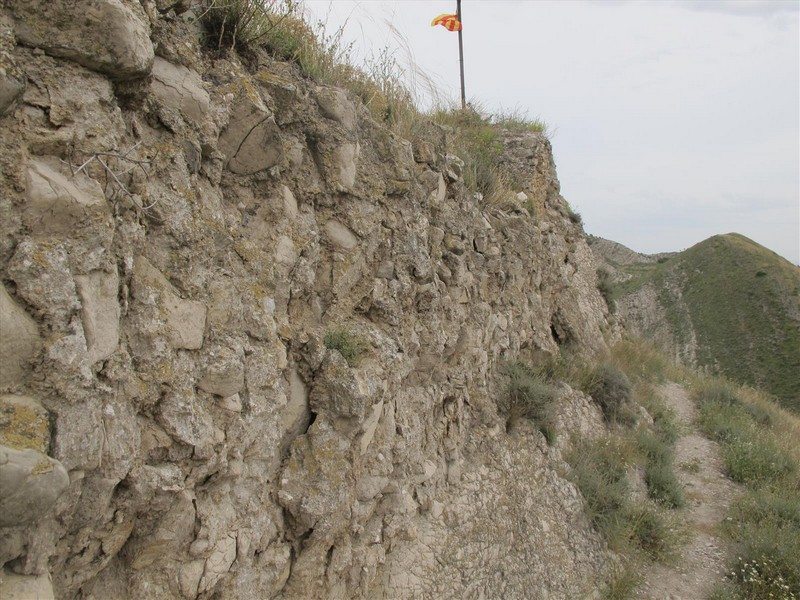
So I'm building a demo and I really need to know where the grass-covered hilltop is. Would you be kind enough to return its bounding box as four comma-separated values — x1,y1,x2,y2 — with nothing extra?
593,233,800,410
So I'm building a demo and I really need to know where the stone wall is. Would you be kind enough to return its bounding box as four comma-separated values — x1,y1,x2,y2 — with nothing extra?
0,2,617,598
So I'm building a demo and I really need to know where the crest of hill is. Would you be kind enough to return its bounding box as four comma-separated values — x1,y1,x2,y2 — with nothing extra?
604,233,800,410
588,235,675,267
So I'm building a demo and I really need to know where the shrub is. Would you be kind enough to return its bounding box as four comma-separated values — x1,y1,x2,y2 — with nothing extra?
597,268,616,313
625,505,674,561
323,328,368,367
200,0,301,55
601,566,641,600
637,430,685,508
568,208,583,225
499,362,559,444
732,555,799,600
568,438,631,529
585,363,633,423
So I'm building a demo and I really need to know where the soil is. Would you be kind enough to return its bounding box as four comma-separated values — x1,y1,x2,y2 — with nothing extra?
634,382,742,600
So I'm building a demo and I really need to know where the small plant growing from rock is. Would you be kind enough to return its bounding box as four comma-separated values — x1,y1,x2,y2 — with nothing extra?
323,327,368,367
498,361,559,444
585,363,634,424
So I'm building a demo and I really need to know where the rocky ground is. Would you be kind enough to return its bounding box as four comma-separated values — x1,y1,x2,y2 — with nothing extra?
635,383,741,600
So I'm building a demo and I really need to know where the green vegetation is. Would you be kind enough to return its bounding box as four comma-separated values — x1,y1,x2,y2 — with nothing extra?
520,339,687,597
563,200,583,225
323,327,369,367
498,362,559,443
583,363,635,424
693,378,800,599
568,435,679,562
597,268,616,313
431,107,547,204
607,234,800,409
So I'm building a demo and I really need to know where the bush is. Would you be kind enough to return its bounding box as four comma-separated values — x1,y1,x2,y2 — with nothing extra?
696,393,795,486
201,0,302,55
637,430,685,508
597,268,616,313
625,505,674,561
323,328,368,367
585,363,633,423
499,362,559,444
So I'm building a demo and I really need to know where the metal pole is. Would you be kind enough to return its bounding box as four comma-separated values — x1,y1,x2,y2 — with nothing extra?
457,0,466,110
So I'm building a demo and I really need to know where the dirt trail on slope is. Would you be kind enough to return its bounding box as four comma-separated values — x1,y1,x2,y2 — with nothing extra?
634,382,741,600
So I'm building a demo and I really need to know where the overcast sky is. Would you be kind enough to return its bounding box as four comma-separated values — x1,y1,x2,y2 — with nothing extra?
305,1,800,264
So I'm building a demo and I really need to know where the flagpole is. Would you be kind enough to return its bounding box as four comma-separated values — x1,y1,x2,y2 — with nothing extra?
457,0,466,110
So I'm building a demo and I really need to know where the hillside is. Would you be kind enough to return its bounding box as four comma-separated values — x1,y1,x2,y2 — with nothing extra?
597,234,800,409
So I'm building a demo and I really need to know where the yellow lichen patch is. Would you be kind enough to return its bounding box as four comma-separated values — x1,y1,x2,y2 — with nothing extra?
0,396,50,453
255,70,295,88
31,457,55,476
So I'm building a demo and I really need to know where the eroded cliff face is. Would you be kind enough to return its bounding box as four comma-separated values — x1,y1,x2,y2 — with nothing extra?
0,2,617,598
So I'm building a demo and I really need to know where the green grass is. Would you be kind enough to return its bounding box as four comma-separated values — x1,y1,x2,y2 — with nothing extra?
567,436,680,562
323,327,369,367
431,106,549,204
693,377,800,599
498,362,559,444
582,363,635,424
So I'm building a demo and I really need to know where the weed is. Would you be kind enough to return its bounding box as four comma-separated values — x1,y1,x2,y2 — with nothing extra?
597,268,616,313
601,564,641,600
584,363,634,424
679,458,701,474
323,327,368,367
499,362,559,444
201,0,300,55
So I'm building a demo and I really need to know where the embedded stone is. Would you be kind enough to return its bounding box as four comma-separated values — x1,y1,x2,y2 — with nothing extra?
197,350,244,398
0,571,55,600
158,389,214,448
332,142,359,190
314,87,356,130
413,140,437,164
198,534,237,594
0,284,41,389
12,0,154,80
132,256,206,350
281,185,298,219
151,57,210,126
23,157,110,237
0,445,69,527
75,270,120,364
51,400,104,471
219,97,283,175
324,220,358,250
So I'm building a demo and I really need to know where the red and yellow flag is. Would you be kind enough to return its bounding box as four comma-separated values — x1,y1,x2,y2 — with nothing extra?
431,13,462,32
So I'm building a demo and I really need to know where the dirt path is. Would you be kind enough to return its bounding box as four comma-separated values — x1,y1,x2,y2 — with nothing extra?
634,382,741,600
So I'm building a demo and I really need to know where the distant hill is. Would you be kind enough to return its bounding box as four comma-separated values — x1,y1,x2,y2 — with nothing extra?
592,234,800,410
